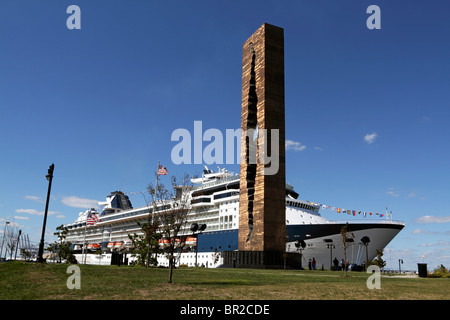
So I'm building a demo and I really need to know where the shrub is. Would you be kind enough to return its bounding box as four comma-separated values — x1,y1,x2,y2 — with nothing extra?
428,265,449,278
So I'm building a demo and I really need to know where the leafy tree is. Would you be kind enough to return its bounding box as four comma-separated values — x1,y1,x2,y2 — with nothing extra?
49,225,77,263
127,178,166,267
371,249,386,270
2,221,20,260
20,248,31,261
148,174,192,283
128,218,162,267
340,223,354,277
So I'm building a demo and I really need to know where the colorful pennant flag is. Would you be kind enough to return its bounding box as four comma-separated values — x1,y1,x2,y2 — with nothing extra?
303,200,389,219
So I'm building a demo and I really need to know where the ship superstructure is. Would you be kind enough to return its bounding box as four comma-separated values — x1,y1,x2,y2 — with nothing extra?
61,168,404,268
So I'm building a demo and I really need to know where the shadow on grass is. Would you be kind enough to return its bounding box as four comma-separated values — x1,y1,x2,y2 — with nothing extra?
185,279,258,286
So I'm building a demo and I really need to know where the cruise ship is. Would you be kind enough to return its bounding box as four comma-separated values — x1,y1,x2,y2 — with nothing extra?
61,167,405,269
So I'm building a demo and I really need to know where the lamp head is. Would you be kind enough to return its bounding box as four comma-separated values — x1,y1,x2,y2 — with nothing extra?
46,163,54,181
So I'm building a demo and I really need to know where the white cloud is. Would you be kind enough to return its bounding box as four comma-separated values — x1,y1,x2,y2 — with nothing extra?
15,209,60,216
420,241,450,247
364,132,377,144
15,209,41,215
61,196,99,209
13,216,29,220
412,229,440,235
422,116,432,123
285,140,306,151
415,215,450,224
386,187,400,197
386,188,424,199
24,195,44,203
386,191,400,197
314,147,323,151
420,243,434,247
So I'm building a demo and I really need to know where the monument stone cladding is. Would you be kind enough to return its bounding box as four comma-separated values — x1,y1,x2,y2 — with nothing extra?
224,23,288,268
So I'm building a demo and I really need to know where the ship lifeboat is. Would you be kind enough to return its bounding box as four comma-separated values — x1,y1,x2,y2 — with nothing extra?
107,242,115,249
114,241,124,249
123,239,133,248
87,243,100,251
158,238,170,247
185,236,197,246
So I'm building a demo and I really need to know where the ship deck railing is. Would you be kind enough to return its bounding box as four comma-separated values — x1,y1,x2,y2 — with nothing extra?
327,219,405,226
192,175,240,190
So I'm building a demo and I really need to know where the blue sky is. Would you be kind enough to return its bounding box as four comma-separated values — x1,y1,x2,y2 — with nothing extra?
1,0,449,271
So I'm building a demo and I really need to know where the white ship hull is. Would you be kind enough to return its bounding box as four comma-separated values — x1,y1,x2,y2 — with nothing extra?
69,220,404,269
286,222,404,270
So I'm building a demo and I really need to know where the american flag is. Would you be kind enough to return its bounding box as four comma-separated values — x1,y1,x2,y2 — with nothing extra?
157,164,168,175
86,211,101,225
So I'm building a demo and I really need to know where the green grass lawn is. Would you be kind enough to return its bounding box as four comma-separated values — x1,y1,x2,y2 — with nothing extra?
0,261,448,300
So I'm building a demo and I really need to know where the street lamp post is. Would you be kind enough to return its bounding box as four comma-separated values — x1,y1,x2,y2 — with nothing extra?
295,240,306,269
14,230,21,260
37,163,54,263
326,243,335,270
190,223,206,267
361,236,370,271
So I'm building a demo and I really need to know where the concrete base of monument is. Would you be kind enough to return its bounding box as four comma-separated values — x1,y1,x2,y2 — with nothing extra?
221,251,304,269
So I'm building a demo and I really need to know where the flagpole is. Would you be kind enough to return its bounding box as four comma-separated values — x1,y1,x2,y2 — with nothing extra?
155,160,160,202
82,214,87,264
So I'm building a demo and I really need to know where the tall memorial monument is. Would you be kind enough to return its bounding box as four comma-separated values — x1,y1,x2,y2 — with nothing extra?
234,23,287,267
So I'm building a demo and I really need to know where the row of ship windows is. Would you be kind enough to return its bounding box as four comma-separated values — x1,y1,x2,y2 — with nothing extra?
286,200,315,211
219,215,236,229
67,220,236,239
189,211,218,219
66,209,150,229
191,192,239,204
100,205,172,223
69,200,312,229
179,254,222,259
222,200,238,206
68,227,238,243
73,217,227,235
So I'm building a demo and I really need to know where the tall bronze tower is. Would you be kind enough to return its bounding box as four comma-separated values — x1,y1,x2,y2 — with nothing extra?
238,23,286,260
